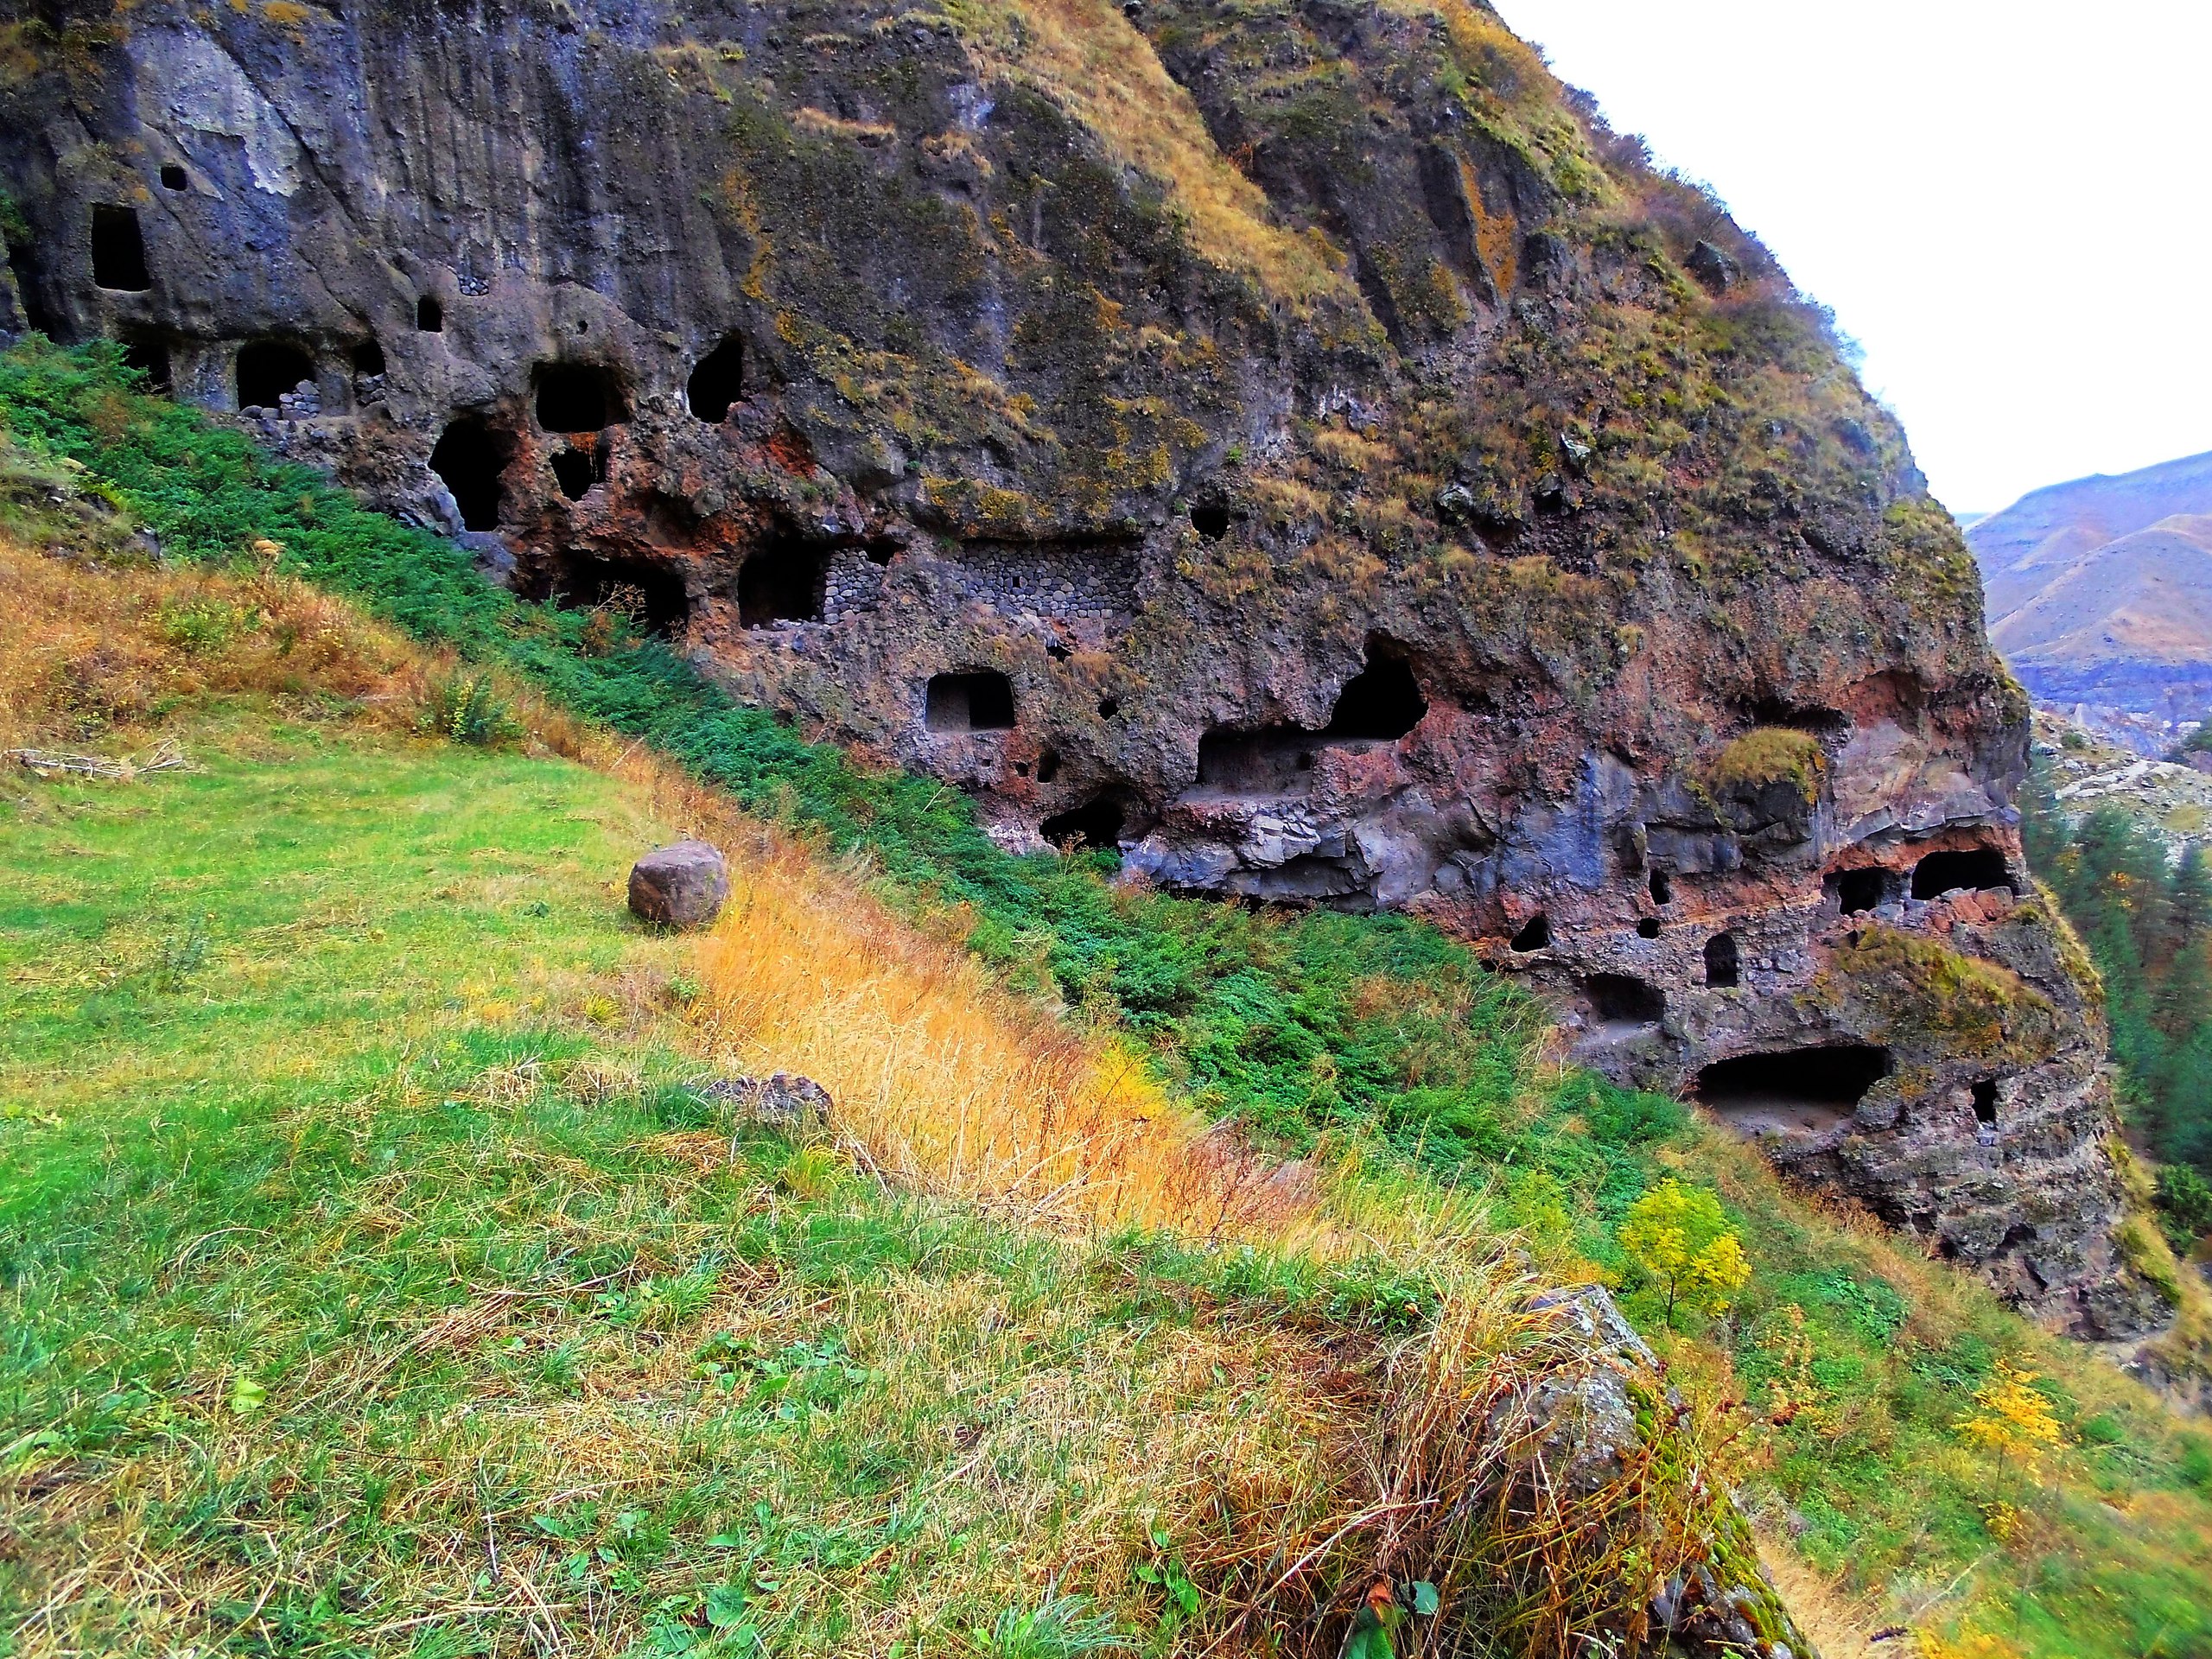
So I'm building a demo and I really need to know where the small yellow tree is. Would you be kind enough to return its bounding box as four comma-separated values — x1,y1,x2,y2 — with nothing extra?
1957,1358,2064,1489
1618,1178,1751,1327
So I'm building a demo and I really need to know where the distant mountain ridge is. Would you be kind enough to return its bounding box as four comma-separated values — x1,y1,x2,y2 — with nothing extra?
1968,449,2212,722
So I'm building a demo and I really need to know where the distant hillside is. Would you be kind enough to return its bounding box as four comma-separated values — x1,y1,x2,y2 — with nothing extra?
1971,451,2212,721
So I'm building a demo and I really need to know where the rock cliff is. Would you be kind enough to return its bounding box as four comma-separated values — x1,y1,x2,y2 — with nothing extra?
0,0,2169,1334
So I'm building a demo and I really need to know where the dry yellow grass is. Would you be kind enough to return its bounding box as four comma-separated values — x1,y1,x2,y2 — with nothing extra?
940,0,1355,308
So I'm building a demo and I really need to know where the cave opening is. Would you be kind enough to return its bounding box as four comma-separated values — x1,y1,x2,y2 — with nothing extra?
1041,794,1124,853
1036,749,1061,785
1510,913,1551,952
550,444,604,501
1649,868,1673,906
122,337,172,392
90,205,151,292
1637,918,1661,939
351,339,385,377
236,339,315,410
926,670,1017,734
159,163,188,192
1697,1044,1892,1136
1704,931,1740,988
534,362,620,433
1971,1077,1999,1127
1191,503,1230,541
416,296,443,333
1198,727,1319,791
551,550,690,639
1096,696,1121,720
1827,866,1891,916
1325,652,1427,740
687,338,746,423
429,416,506,532
1585,973,1663,1025
738,536,829,626
1911,847,2014,900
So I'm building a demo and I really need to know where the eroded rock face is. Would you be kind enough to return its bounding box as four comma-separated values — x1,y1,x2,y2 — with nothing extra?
0,0,2161,1331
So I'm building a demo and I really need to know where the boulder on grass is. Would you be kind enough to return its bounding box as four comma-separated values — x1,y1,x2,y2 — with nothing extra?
627,840,729,929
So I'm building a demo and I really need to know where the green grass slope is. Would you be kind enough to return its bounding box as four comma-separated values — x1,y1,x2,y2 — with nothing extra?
5,341,2212,1657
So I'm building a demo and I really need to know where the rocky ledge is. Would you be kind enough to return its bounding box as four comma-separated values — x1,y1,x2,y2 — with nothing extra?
0,0,2168,1334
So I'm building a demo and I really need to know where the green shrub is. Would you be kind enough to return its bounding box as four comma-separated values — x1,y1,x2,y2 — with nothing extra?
418,671,522,746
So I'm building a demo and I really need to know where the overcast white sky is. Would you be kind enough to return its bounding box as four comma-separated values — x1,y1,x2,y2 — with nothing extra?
1491,1,2212,516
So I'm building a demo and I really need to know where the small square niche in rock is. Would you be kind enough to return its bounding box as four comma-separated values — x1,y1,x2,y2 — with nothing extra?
627,839,730,929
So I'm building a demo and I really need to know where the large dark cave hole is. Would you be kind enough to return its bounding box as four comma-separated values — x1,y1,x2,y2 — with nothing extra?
1827,866,1892,916
687,338,747,423
1704,931,1741,989
925,670,1017,734
1911,847,2015,900
550,444,604,501
1325,652,1427,740
1649,868,1673,906
235,339,316,410
429,416,506,532
351,339,386,377
416,296,443,333
534,362,620,433
1190,503,1230,541
1041,794,1125,853
1510,913,1551,952
159,163,188,192
1035,748,1062,785
122,337,172,392
1585,973,1663,1025
737,537,829,626
1697,1044,1891,1137
90,205,151,291
551,550,690,639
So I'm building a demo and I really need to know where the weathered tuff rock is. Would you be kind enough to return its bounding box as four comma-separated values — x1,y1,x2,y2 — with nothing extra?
0,0,2164,1330
627,839,731,929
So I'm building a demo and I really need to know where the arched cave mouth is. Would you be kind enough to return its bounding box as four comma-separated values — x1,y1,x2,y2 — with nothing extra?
687,338,747,423
1041,794,1126,854
1510,913,1551,952
1704,931,1740,988
416,296,443,333
534,362,623,433
1325,652,1427,740
1827,866,1894,916
738,536,830,627
1190,503,1230,541
236,339,316,410
1584,973,1663,1026
1911,847,2015,900
91,204,151,292
351,339,386,377
1971,1077,1999,1127
1698,1044,1891,1138
550,550,690,639
429,416,507,532
925,670,1016,734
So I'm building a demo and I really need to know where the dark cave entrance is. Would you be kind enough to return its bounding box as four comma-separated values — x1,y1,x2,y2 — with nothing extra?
551,442,605,501
1325,652,1427,740
90,205,151,291
1585,973,1663,1026
1827,866,1893,916
1704,931,1740,989
1197,728,1319,791
236,339,315,410
1911,847,2014,900
1190,503,1230,541
738,537,829,626
351,339,385,377
416,296,443,333
122,336,172,392
687,338,747,423
551,550,690,639
160,163,188,192
1698,1044,1891,1137
1041,794,1125,854
1649,868,1673,906
534,362,621,433
1971,1077,1999,1127
925,671,1016,734
429,416,506,532
1510,913,1551,952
